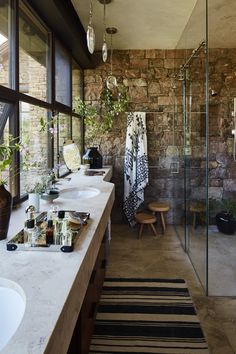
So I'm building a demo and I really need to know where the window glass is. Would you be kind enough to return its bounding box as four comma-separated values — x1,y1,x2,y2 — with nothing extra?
0,0,12,88
0,101,16,195
53,113,71,176
19,2,50,101
19,103,49,195
72,60,83,106
72,116,83,156
55,41,71,106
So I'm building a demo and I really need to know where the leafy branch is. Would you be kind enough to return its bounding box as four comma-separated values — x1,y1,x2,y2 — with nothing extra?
0,137,21,185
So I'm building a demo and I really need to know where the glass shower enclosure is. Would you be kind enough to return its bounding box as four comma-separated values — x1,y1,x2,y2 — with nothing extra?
173,0,236,296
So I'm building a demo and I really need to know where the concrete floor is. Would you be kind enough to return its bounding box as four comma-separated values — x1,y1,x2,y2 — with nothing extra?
176,224,236,296
106,223,236,354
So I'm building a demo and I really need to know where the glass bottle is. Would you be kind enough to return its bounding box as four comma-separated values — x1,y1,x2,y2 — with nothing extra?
55,210,65,244
26,219,38,247
46,219,54,244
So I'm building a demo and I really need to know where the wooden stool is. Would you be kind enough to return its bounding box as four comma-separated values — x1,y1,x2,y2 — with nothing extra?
190,203,205,229
148,202,170,234
135,212,157,239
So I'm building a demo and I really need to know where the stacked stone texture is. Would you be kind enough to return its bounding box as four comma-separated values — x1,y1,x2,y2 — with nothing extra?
84,48,236,224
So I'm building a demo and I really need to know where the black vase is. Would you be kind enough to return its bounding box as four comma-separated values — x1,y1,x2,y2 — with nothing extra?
215,211,236,235
0,184,12,240
83,147,103,169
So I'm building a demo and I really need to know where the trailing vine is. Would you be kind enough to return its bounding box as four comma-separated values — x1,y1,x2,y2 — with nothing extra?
73,84,129,142
100,84,129,131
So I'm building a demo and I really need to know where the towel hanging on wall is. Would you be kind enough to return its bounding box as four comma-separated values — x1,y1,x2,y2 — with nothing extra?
123,112,148,226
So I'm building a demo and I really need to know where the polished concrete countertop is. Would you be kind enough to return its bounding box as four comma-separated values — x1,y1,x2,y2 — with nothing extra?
0,167,114,354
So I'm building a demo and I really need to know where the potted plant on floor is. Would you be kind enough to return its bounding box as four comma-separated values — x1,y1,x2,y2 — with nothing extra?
215,199,236,235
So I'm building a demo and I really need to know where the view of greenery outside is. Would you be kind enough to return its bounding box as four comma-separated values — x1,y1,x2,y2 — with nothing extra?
0,0,83,201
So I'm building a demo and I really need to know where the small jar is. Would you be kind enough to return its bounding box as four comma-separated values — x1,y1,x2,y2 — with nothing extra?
83,147,103,169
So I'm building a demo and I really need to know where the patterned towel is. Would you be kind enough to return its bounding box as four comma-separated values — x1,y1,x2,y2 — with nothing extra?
123,112,148,226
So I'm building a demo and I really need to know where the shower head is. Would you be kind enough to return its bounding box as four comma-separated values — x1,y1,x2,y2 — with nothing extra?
210,89,218,97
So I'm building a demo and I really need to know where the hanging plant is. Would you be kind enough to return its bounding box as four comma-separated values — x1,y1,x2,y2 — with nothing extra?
73,87,129,137
100,83,129,131
73,97,97,127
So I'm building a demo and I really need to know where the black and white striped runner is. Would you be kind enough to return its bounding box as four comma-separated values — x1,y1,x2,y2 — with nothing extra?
89,278,209,353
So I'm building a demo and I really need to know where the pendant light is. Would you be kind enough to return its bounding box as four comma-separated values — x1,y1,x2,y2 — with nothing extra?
102,0,108,62
87,0,95,54
106,27,117,90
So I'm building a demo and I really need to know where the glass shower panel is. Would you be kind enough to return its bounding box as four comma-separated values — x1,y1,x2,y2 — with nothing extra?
184,52,207,290
175,0,208,292
208,0,236,296
172,75,185,248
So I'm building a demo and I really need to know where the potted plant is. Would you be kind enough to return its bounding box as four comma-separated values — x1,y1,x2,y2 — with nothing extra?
0,137,20,240
25,175,51,212
215,199,236,235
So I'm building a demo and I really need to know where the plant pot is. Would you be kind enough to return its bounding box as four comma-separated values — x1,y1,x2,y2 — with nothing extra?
0,184,12,240
215,211,236,235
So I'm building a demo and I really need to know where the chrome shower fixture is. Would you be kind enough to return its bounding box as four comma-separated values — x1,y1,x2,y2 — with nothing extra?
210,89,218,97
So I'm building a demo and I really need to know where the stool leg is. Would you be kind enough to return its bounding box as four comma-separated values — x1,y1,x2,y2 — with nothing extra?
138,224,144,239
160,212,166,234
193,212,196,229
150,223,157,236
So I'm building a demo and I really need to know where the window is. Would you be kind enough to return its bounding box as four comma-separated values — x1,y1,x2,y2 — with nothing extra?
0,0,13,88
72,59,83,105
0,1,84,203
19,2,50,101
19,103,50,195
72,116,83,156
55,41,71,106
54,112,71,176
0,101,16,195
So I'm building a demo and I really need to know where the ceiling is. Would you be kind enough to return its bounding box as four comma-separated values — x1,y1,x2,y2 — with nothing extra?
71,0,236,50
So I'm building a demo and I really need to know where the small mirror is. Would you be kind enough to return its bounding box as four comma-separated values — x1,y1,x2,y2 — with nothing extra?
63,140,81,172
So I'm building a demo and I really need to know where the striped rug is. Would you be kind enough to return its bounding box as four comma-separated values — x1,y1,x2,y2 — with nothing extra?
89,278,209,354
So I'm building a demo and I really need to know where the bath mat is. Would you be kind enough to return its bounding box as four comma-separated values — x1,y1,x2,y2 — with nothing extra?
89,278,209,353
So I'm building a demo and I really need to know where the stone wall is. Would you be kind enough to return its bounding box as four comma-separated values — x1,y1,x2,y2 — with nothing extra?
84,50,186,223
84,48,236,224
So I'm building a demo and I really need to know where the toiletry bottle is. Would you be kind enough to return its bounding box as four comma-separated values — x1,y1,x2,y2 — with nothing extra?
55,210,65,244
46,219,54,244
26,219,38,246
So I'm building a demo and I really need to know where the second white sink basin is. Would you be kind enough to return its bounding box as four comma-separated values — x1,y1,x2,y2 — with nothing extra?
60,187,100,199
0,278,26,351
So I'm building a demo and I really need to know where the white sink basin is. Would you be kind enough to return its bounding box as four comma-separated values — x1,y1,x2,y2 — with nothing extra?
60,187,100,199
0,278,26,351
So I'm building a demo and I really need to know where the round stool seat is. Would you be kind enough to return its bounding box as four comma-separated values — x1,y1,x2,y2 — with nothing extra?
148,202,170,212
190,203,205,229
135,212,157,224
190,205,205,213
148,202,170,234
134,212,157,238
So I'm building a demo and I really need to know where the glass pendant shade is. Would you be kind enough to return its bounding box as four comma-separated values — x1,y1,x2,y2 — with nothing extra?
105,27,118,90
87,0,95,54
87,25,95,54
106,75,117,90
102,40,108,62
